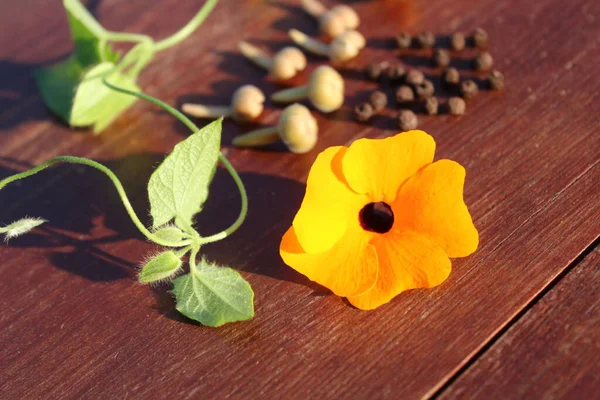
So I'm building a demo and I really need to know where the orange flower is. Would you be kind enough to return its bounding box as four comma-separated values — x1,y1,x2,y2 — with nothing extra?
280,130,479,310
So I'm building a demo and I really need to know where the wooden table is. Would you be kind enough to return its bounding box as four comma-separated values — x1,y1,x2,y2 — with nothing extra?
0,0,598,398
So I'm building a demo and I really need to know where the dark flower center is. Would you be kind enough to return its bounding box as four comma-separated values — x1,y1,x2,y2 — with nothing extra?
359,202,394,234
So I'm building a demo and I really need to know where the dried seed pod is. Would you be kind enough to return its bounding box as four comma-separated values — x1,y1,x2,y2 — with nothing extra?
384,64,406,83
365,62,385,81
472,27,488,48
433,49,451,68
415,80,435,100
271,65,344,113
425,97,439,115
395,32,412,49
395,85,415,103
460,80,479,99
301,0,360,38
443,67,460,86
239,42,307,80
354,102,374,122
369,90,388,112
474,52,494,71
289,29,366,62
233,104,318,154
182,85,264,122
417,31,436,48
488,69,505,90
405,69,425,87
397,110,418,130
450,32,466,51
448,97,466,115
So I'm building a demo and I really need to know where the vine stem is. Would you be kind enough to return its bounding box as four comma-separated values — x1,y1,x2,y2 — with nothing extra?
0,157,191,249
102,79,248,245
154,0,219,52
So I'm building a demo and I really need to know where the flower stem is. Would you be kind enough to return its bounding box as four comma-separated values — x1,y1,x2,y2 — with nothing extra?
154,0,219,52
0,157,191,248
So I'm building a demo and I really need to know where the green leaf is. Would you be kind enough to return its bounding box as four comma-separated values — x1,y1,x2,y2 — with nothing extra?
0,218,46,241
153,226,186,243
35,60,140,133
171,259,254,327
148,119,222,229
139,251,182,284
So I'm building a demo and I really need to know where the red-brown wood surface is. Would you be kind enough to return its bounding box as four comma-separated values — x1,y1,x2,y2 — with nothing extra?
440,246,600,400
0,0,598,399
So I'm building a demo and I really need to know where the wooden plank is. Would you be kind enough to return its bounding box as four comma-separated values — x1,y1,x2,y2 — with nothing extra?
0,0,598,399
439,245,600,400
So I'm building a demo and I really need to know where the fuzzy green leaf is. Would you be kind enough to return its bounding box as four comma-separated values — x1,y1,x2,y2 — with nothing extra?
139,251,182,284
171,259,254,327
148,119,222,229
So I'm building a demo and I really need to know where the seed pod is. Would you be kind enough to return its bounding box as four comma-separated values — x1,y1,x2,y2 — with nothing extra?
354,102,374,122
450,32,466,51
365,62,386,81
233,104,318,154
472,27,488,48
425,97,439,115
301,0,360,39
415,79,435,100
448,97,466,115
488,69,505,90
460,80,479,99
182,85,264,122
271,65,344,113
474,52,494,71
369,90,388,112
384,64,406,83
395,32,412,49
433,49,451,68
289,29,366,62
443,67,460,86
397,110,418,130
417,31,436,48
395,85,415,103
405,70,425,87
239,42,307,80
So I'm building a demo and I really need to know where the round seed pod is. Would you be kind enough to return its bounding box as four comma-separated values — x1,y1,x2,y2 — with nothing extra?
415,79,435,100
433,49,451,68
448,97,466,115
472,27,488,48
396,32,412,49
397,110,418,130
278,104,319,153
488,70,505,90
384,64,406,84
354,102,374,122
369,90,388,112
450,32,466,51
395,85,415,103
443,67,460,86
474,52,494,71
425,97,439,115
417,31,436,48
365,62,385,81
405,69,425,86
460,80,479,99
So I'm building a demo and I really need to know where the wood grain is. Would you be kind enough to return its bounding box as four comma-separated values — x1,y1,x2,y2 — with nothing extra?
439,245,600,400
0,0,598,399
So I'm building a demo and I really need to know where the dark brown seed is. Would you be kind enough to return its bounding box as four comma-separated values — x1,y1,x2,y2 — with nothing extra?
395,32,412,49
417,31,436,48
488,69,505,90
425,97,439,115
443,67,460,86
395,85,415,103
450,32,466,51
384,64,406,83
460,80,479,99
369,90,388,112
448,97,466,115
415,80,435,100
433,49,451,68
473,27,488,48
354,102,374,122
405,69,425,86
474,52,494,71
397,110,418,130
365,62,384,81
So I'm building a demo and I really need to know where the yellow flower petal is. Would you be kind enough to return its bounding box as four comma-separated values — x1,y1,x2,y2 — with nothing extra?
280,224,378,297
392,159,479,258
293,146,368,254
342,130,436,203
347,231,451,310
